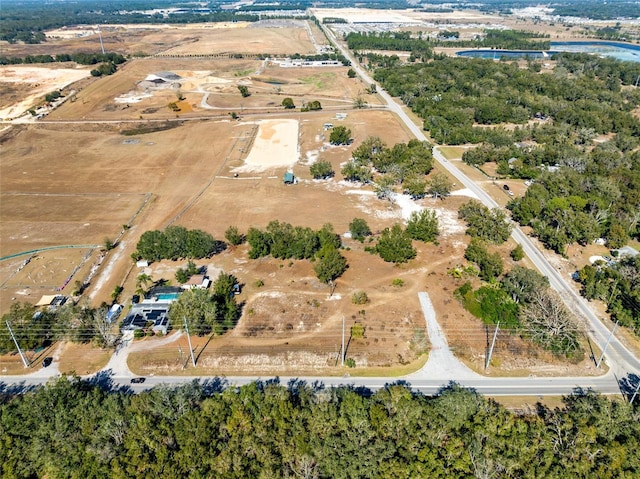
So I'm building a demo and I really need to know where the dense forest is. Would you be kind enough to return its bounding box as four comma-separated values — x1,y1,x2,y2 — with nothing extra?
418,0,640,19
373,54,640,254
0,377,638,478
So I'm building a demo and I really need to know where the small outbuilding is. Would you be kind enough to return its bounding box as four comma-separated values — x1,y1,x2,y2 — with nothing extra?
283,172,296,184
181,275,211,290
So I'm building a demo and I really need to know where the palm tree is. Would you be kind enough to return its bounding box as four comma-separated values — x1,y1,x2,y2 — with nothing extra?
136,273,153,296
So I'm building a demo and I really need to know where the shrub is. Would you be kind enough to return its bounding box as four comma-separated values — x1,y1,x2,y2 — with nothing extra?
225,225,244,246
310,160,334,179
349,218,371,241
351,323,365,339
510,244,525,261
351,291,369,305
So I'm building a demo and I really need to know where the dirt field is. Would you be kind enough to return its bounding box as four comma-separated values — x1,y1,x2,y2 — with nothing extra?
41,57,371,121
161,25,316,56
0,16,620,377
0,65,91,120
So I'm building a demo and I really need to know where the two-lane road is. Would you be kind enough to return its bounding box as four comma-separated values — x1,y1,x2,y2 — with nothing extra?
319,20,640,379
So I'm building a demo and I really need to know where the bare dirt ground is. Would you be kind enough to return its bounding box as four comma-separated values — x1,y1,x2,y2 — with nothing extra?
161,25,316,56
0,65,91,120
0,16,619,377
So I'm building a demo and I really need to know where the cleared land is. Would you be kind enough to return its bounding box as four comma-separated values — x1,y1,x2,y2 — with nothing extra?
0,65,91,120
0,18,613,376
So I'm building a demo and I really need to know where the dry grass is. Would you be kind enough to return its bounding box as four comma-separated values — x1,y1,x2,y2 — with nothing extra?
57,341,112,375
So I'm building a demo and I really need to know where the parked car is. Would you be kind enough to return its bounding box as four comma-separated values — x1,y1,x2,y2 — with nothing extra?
42,357,53,368
130,377,146,384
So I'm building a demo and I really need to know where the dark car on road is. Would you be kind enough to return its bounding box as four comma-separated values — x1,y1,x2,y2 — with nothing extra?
42,357,53,368
130,377,146,384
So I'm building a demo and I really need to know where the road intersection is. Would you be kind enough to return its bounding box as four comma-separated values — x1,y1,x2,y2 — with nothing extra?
1,26,638,398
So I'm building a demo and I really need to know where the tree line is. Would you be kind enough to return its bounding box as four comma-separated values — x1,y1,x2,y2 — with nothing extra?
247,221,347,285
0,52,126,66
577,254,640,335
346,30,550,57
0,300,120,354
0,1,258,44
133,226,224,262
0,377,638,478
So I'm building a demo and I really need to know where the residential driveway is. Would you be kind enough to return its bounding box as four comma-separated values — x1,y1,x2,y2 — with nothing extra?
406,292,481,380
102,330,184,378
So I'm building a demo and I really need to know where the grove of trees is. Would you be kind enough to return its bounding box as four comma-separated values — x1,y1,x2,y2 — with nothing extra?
0,300,119,353
133,226,222,262
247,221,347,284
1,378,638,478
577,254,640,334
169,272,241,335
342,137,434,198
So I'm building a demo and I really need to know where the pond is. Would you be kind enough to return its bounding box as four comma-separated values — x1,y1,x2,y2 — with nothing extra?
457,40,640,63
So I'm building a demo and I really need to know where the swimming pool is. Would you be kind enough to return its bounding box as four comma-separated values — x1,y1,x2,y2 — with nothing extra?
156,293,180,301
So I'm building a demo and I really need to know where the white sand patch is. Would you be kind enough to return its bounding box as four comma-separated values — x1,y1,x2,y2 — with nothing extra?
115,91,153,103
435,209,466,236
450,188,479,199
0,66,91,120
390,193,423,221
302,149,319,165
345,189,375,196
589,255,606,264
174,71,232,84
234,119,299,172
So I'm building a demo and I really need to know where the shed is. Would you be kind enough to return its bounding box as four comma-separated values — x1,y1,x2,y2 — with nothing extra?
182,274,211,290
283,172,295,184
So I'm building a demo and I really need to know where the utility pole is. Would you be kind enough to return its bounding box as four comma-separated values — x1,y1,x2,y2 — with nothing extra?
6,320,29,368
596,320,618,368
341,315,345,367
485,322,500,370
630,380,640,405
178,345,185,369
183,317,196,367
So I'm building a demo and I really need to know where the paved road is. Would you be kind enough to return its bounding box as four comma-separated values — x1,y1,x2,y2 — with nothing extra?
319,22,640,380
1,26,637,398
1,371,622,397
0,292,627,398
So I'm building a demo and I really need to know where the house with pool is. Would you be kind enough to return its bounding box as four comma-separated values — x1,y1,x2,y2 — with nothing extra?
120,286,182,335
